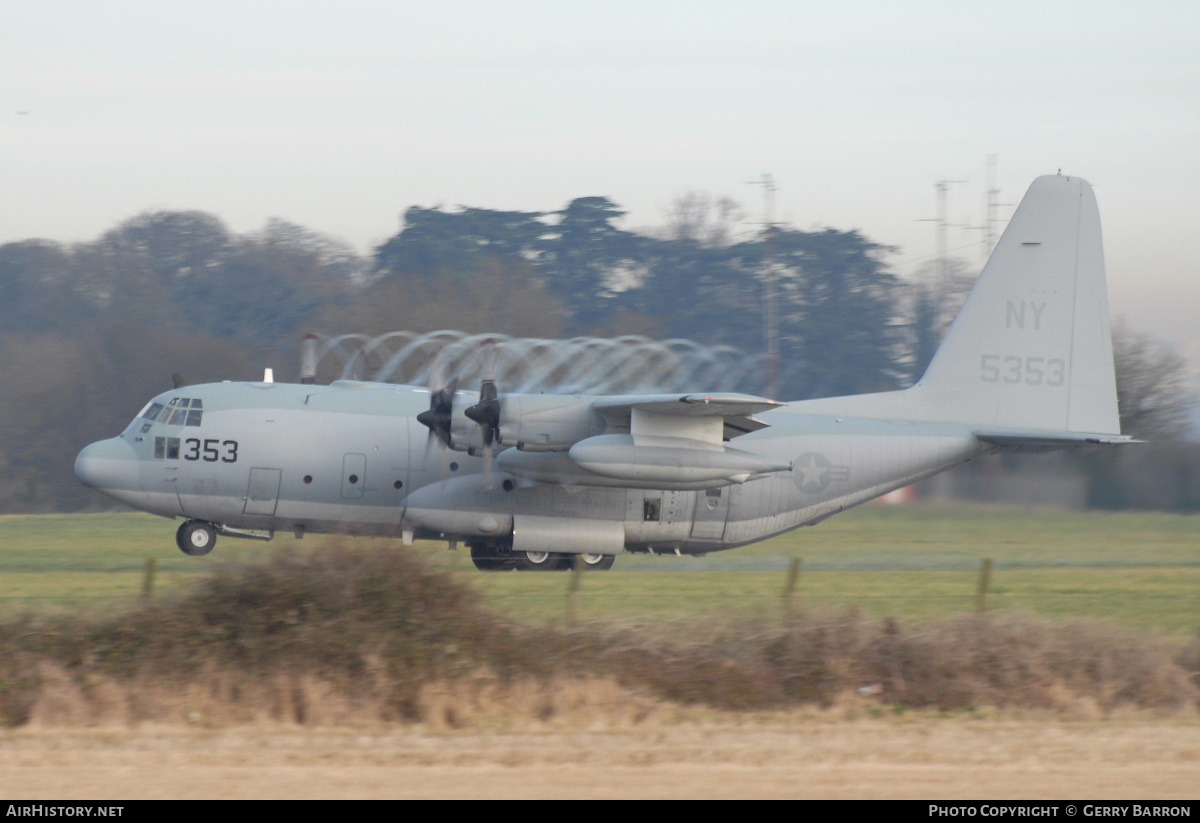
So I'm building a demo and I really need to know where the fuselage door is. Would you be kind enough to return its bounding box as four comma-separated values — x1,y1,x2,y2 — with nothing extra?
341,453,366,499
140,460,183,516
244,468,282,516
690,487,730,540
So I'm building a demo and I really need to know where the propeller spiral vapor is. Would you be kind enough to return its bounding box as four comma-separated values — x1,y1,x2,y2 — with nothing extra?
310,331,768,490
308,330,765,395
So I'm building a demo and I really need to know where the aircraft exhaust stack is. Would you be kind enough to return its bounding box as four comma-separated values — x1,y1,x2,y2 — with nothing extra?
300,333,317,384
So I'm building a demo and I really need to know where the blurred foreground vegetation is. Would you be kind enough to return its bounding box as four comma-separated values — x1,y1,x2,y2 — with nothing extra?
0,535,1196,728
1,505,1198,727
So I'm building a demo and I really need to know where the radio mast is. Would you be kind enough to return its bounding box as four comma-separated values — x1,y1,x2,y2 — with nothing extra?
748,173,779,399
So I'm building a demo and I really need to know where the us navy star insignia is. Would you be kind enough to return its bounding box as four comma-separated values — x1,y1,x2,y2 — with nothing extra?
792,452,849,494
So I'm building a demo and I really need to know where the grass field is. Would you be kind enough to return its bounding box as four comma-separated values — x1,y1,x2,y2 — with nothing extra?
3,505,1195,799
1,503,1197,641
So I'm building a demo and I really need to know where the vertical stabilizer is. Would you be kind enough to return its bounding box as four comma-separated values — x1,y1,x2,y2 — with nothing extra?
915,174,1120,434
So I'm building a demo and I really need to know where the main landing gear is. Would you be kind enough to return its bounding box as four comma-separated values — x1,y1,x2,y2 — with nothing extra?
515,550,572,571
176,520,216,557
577,553,616,571
468,541,616,572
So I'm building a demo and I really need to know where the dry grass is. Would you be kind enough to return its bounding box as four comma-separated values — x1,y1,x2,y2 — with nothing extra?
0,542,1196,730
3,717,1199,799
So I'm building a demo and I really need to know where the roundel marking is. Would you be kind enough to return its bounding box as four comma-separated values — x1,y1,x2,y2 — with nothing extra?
792,452,849,495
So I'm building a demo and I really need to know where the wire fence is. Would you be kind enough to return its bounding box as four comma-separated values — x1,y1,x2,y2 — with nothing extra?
4,556,1196,641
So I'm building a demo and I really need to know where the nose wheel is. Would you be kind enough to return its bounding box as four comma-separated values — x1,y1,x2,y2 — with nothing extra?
176,520,217,556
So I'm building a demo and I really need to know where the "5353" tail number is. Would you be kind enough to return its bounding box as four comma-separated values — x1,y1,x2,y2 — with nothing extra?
980,355,1065,387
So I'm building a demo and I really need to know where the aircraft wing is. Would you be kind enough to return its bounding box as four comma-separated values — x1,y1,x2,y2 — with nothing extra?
490,391,789,489
591,393,785,440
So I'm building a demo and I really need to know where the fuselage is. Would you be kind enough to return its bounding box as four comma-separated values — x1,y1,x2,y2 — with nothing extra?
75,379,989,555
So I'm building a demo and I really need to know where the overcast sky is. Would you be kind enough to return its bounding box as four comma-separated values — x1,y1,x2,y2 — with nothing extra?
3,1,1197,366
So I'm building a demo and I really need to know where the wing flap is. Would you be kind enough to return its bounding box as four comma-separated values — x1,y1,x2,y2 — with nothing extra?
593,393,784,442
592,392,784,417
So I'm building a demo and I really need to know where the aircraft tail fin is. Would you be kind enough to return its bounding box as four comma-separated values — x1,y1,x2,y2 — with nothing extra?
913,174,1121,434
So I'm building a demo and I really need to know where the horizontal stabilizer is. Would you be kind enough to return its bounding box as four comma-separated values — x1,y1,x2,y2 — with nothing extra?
975,429,1138,453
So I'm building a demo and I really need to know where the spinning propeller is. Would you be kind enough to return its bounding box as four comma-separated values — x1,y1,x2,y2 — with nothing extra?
415,341,504,487
464,344,502,487
416,350,459,452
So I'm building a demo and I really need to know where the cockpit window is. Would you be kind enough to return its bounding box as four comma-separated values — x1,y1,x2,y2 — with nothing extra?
143,398,203,427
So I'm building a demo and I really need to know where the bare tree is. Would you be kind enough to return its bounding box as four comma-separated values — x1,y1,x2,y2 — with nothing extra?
664,192,744,247
1112,320,1194,441
1077,321,1196,509
905,257,977,382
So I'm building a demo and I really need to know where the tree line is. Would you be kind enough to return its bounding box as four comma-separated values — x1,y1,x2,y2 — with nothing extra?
0,194,1193,511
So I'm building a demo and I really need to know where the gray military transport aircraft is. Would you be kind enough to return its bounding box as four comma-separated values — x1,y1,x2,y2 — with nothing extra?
75,174,1132,570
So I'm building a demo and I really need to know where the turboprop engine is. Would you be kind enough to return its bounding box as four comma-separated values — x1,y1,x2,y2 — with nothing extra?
496,394,606,451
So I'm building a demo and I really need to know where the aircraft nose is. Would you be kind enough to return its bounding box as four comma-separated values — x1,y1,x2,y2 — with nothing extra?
74,438,139,492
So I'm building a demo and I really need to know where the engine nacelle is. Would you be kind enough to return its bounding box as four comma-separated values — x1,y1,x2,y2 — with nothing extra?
497,395,605,452
447,401,485,452
498,447,730,490
568,434,791,485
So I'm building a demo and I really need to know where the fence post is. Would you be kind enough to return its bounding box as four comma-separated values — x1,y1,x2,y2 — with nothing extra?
141,556,158,599
976,557,993,613
782,556,803,619
567,555,583,626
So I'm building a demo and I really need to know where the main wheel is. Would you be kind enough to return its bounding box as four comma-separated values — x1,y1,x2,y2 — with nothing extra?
516,550,571,571
471,557,508,571
470,542,511,571
177,520,216,557
577,553,616,571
